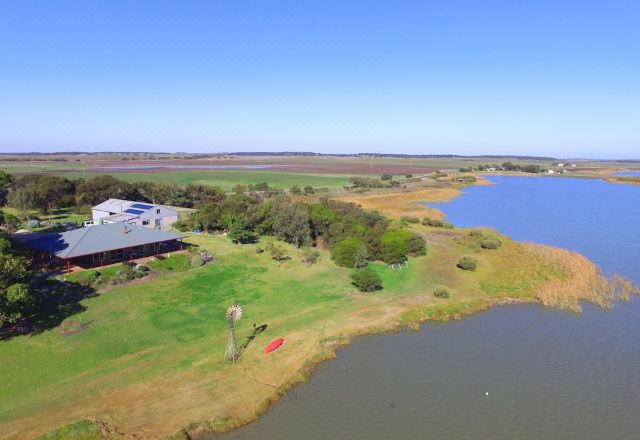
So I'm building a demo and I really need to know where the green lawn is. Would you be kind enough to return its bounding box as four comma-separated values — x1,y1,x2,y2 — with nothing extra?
0,229,585,439
0,235,432,438
61,170,351,191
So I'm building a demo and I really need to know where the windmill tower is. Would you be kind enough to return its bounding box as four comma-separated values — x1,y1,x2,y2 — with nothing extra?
224,305,243,363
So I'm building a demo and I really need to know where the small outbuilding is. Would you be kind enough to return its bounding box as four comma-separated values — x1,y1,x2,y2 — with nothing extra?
15,223,186,272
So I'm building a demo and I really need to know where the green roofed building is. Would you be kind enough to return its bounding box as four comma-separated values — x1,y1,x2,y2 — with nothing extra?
15,223,185,272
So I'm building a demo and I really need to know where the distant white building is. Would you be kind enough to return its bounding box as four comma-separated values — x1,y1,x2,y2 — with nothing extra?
88,199,195,229
570,163,578,167
557,163,565,167
547,169,555,174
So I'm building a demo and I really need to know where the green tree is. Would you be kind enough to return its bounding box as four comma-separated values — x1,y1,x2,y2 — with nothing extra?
381,173,393,181
289,185,302,195
353,244,369,268
271,196,311,247
12,175,75,214
350,267,383,292
303,186,315,195
0,170,15,205
331,237,364,267
74,175,137,206
379,229,426,263
223,214,254,244
0,240,33,326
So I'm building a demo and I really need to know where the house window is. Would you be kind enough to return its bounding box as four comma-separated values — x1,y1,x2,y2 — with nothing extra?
156,208,161,214
142,220,150,226
155,218,161,227
92,253,100,263
110,249,124,261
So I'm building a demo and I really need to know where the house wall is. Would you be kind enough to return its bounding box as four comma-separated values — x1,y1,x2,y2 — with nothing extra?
92,209,112,222
138,206,179,229
67,240,179,269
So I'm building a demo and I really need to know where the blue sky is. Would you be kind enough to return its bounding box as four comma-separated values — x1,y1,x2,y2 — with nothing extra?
1,1,639,158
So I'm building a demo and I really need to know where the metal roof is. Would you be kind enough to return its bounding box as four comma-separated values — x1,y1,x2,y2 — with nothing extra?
93,198,136,213
102,213,139,223
15,224,185,259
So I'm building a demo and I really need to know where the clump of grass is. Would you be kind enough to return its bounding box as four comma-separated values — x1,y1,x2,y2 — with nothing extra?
433,286,450,298
480,238,501,249
457,256,478,271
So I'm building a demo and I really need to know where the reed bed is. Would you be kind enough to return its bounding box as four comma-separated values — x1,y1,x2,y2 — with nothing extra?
525,243,637,312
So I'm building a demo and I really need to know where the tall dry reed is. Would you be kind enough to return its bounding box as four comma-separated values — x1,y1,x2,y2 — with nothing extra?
524,243,637,312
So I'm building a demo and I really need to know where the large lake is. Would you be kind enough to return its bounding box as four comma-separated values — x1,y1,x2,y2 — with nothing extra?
221,176,640,440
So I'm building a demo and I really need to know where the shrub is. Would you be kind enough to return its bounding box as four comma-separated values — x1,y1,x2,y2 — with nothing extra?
469,230,483,237
457,256,478,271
401,215,420,224
422,217,444,227
331,237,364,268
380,229,426,263
350,267,383,292
480,238,501,249
190,253,204,268
300,246,320,266
289,185,302,195
381,173,393,181
303,186,315,195
433,286,450,298
266,241,289,264
443,222,454,229
405,174,413,178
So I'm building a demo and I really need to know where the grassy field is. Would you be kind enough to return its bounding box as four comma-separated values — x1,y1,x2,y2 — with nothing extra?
0,223,618,439
61,170,352,191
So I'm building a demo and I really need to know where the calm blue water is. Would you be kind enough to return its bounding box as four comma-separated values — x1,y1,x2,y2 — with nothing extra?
220,176,640,440
430,176,640,283
615,171,640,176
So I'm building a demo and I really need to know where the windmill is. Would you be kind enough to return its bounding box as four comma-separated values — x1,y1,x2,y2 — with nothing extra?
224,305,243,363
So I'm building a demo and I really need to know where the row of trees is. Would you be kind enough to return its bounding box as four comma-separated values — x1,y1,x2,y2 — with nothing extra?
4,174,229,216
183,193,426,267
459,162,543,173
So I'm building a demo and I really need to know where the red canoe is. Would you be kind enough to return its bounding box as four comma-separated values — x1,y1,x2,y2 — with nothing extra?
264,337,285,354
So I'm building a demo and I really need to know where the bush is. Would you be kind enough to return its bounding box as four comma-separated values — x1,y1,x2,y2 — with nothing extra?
433,286,450,298
331,237,364,268
303,186,315,195
469,230,483,237
190,253,204,268
380,229,426,263
381,173,393,181
422,217,444,227
289,185,302,195
350,267,383,292
457,256,478,271
401,215,420,224
266,241,289,264
480,238,501,249
300,246,320,266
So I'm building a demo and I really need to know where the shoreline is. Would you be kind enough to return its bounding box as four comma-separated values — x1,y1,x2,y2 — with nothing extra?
16,178,638,440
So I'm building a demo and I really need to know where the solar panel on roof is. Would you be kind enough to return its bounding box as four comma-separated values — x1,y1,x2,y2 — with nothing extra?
124,208,144,215
131,203,153,210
